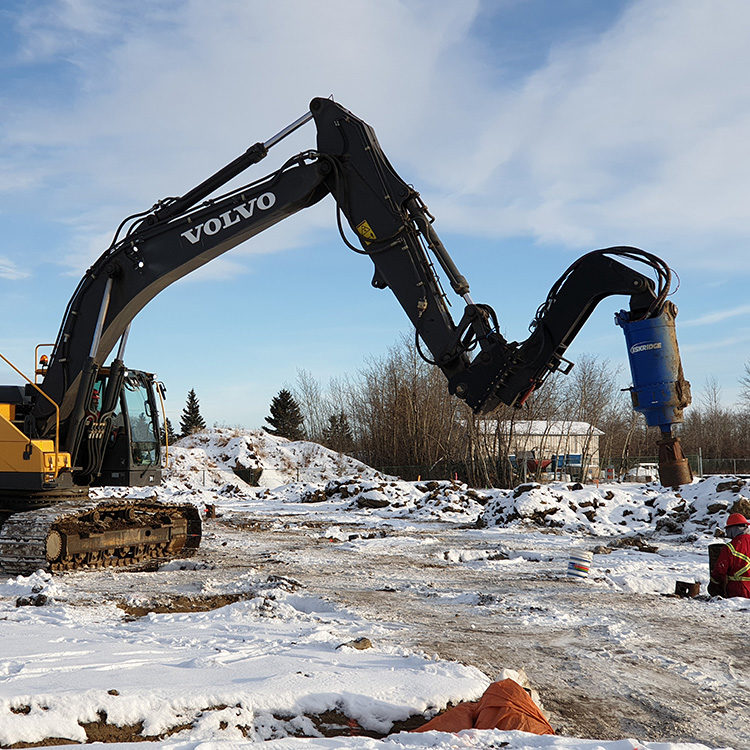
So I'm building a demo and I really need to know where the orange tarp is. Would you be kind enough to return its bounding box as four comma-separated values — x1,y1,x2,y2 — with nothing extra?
413,679,555,736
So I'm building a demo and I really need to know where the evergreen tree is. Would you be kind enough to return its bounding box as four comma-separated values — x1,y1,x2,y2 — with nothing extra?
160,417,177,445
264,389,305,440
180,388,206,436
321,412,354,453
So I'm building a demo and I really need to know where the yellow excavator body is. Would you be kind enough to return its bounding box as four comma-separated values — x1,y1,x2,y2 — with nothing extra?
0,406,71,482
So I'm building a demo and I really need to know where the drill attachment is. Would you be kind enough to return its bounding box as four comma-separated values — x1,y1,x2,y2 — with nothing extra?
616,302,693,487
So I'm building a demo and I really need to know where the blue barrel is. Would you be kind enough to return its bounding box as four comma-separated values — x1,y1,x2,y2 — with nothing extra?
615,302,691,430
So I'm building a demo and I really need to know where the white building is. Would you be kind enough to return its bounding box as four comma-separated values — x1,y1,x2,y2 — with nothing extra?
479,419,604,480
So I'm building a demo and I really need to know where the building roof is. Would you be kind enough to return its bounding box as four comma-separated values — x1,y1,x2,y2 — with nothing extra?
481,419,604,437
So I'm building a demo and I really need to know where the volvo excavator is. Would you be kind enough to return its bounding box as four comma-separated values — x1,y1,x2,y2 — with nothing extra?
0,97,693,575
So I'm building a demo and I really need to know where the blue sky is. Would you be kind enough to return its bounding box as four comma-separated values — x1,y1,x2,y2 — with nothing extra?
1,0,749,428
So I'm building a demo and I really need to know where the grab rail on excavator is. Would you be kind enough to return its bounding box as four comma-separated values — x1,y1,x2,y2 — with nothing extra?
0,350,62,478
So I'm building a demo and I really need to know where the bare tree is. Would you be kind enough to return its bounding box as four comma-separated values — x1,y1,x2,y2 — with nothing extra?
694,376,728,461
292,332,750,485
293,369,330,443
740,361,750,411
554,355,621,479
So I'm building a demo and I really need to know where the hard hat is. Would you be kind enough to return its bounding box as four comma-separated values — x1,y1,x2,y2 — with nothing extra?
726,512,749,528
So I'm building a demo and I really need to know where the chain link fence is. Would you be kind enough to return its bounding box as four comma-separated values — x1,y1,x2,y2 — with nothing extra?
373,461,511,485
370,453,750,487
603,455,750,478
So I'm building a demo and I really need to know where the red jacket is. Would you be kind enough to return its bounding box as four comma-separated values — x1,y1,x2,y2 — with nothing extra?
711,533,750,598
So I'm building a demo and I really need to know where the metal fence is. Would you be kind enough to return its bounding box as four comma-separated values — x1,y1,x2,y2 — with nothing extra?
605,454,750,477
374,461,508,484
696,457,750,475
371,452,750,487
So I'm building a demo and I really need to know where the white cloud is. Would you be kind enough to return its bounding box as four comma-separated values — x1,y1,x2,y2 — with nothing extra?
0,256,30,280
14,0,121,62
681,332,750,354
0,163,48,194
681,304,750,327
3,0,750,279
2,0,486,274
433,1,750,266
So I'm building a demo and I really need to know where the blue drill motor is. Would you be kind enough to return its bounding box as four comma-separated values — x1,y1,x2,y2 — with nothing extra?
615,301,691,430
616,302,692,486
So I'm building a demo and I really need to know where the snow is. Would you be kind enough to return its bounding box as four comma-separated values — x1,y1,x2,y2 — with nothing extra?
488,419,605,437
170,429,381,490
0,734,720,750
0,570,488,745
2,428,747,749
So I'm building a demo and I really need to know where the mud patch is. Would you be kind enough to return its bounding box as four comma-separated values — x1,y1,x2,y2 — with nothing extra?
215,518,274,532
0,707,429,748
307,709,428,738
116,592,251,617
544,693,623,740
3,707,205,748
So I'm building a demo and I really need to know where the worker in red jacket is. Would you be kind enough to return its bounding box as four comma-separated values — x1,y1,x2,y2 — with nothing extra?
710,513,750,598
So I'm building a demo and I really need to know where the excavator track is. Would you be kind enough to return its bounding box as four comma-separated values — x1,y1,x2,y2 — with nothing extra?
0,499,201,576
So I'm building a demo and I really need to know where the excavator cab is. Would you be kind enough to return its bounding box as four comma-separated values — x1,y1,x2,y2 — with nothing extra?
91,370,163,488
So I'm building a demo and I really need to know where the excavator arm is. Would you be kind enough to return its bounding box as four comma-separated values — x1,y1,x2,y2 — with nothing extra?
31,97,690,487
308,99,692,487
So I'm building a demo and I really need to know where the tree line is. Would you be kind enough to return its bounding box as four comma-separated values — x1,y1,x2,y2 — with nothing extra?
170,343,750,487
269,336,750,487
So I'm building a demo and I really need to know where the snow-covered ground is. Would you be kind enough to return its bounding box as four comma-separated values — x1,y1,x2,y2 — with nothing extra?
2,428,748,750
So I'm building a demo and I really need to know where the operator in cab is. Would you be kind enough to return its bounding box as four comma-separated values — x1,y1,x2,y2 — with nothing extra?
710,513,750,598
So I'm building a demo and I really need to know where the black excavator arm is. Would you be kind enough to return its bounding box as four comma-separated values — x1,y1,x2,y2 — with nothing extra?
35,153,329,452
30,97,690,487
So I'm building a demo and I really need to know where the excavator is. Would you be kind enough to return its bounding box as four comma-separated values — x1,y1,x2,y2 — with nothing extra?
0,97,692,575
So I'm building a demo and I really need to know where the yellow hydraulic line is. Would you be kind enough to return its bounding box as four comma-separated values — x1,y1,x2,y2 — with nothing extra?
0,350,61,477
155,381,169,469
